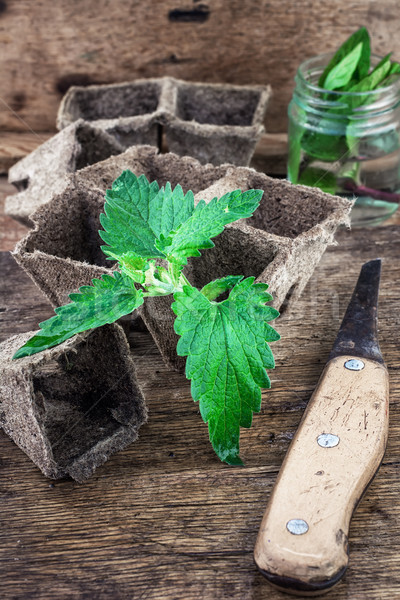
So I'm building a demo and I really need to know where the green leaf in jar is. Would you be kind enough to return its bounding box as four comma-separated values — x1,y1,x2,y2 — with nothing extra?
337,161,360,184
380,60,400,87
347,54,392,106
298,166,337,194
301,125,348,163
287,127,302,183
345,127,359,159
388,61,400,76
341,55,393,154
323,42,365,91
318,27,371,89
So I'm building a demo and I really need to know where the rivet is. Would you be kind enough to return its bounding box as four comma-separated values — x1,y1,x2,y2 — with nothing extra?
317,433,340,448
344,359,365,371
286,519,309,535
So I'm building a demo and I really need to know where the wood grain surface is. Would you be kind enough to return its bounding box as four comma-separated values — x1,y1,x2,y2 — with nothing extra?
0,177,28,250
1,212,400,598
0,131,52,174
0,1,399,135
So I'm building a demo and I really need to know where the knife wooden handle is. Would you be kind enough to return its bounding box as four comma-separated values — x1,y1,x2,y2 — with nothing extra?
254,355,389,596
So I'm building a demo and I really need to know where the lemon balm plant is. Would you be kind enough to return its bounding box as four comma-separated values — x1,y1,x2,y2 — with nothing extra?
288,27,400,225
13,171,280,465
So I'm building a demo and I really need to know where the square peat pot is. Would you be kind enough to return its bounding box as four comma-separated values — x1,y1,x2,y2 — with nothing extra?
56,77,271,166
57,78,165,149
6,120,124,226
164,79,271,166
13,146,230,307
13,146,352,372
0,324,147,482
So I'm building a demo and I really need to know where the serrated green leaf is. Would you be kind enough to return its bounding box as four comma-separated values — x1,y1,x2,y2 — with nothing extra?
201,275,244,301
100,171,162,259
319,27,371,88
172,278,279,465
157,189,263,266
13,272,144,359
147,180,195,239
99,171,195,260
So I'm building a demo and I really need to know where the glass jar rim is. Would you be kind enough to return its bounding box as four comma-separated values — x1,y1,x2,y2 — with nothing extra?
297,52,400,97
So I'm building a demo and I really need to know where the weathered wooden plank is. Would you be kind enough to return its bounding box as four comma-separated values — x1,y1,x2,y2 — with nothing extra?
0,176,29,250
0,131,53,174
0,1,399,134
0,251,54,340
250,133,288,175
1,221,400,598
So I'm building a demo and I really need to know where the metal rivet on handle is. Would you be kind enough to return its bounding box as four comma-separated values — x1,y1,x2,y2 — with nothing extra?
286,519,309,535
317,433,340,448
344,359,365,371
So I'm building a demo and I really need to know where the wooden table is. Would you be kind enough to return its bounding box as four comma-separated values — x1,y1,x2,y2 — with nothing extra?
1,176,400,599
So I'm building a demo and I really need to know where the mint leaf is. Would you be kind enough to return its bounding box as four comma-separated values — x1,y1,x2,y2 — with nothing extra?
319,27,370,88
298,167,337,194
346,53,392,109
201,275,243,301
353,28,371,80
13,272,144,358
100,171,161,259
345,126,359,158
172,278,279,465
301,126,348,163
323,42,364,91
381,62,400,88
287,121,302,183
100,171,195,260
157,189,263,266
146,181,195,239
387,61,400,76
341,55,393,153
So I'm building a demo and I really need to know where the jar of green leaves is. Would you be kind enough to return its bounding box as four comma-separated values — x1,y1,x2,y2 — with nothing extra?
288,28,400,226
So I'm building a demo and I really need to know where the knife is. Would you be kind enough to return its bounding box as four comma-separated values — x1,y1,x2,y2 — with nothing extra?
254,259,389,595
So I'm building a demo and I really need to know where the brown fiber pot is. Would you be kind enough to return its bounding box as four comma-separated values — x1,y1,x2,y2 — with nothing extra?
13,146,352,372
57,77,271,166
0,323,147,482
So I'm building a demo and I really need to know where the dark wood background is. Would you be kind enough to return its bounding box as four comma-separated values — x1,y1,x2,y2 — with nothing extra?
0,0,400,134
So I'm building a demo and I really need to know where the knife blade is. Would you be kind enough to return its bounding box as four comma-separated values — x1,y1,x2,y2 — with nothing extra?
254,259,389,595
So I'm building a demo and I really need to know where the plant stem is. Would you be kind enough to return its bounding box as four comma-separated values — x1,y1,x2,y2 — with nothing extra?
343,179,400,204
169,262,185,288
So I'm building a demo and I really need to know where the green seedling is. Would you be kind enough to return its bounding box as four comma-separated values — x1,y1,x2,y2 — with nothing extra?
292,27,400,196
14,171,280,466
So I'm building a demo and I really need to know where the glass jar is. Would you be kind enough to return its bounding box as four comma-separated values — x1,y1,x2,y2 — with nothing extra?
288,53,400,226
